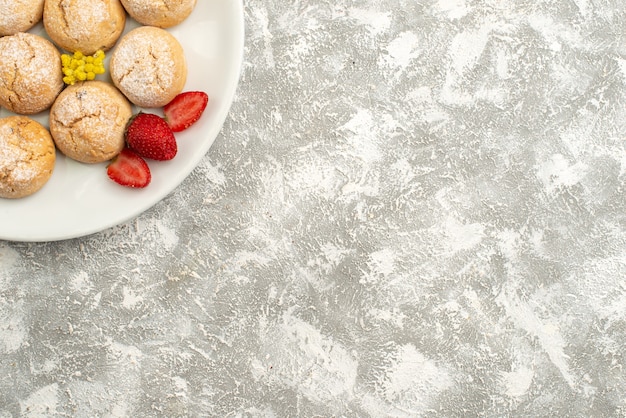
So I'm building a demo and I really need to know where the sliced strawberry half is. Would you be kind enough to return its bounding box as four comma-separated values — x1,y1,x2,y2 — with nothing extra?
163,91,209,132
107,148,151,188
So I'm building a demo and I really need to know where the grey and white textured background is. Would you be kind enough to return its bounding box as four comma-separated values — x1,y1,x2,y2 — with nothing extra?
1,0,626,416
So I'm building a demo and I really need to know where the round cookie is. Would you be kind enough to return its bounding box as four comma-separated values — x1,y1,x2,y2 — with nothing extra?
0,0,45,36
110,26,187,108
0,116,55,199
120,0,197,28
49,81,132,164
0,33,64,115
43,0,126,55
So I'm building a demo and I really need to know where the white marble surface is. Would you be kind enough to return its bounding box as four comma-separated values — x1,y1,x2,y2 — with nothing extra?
1,0,626,416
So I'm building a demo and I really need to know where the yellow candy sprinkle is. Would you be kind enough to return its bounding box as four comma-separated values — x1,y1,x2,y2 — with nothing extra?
61,50,106,85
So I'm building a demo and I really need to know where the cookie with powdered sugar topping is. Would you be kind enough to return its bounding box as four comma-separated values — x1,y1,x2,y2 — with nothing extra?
43,0,126,55
120,0,197,28
49,81,132,164
109,26,187,108
0,116,55,199
0,0,44,36
0,33,64,115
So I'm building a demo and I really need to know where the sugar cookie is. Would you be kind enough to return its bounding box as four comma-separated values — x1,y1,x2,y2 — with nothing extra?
109,26,187,108
0,33,64,115
0,116,55,199
120,0,197,28
49,81,132,164
0,0,44,36
43,0,126,55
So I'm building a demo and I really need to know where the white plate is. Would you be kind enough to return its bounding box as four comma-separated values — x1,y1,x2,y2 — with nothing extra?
0,0,244,242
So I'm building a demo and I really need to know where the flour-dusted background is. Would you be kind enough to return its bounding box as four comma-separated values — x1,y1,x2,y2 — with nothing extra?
1,0,626,416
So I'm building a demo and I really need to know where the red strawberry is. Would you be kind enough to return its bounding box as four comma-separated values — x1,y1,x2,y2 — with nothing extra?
107,148,151,188
163,91,209,132
126,113,177,161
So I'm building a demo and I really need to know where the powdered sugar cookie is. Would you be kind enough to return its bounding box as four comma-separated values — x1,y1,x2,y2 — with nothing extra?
0,33,64,115
0,0,44,36
0,116,55,199
120,0,197,28
109,26,187,108
49,81,132,164
43,0,126,55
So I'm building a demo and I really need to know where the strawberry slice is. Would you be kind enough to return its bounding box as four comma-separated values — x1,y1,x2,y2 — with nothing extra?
107,148,151,188
163,91,209,132
126,113,177,161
